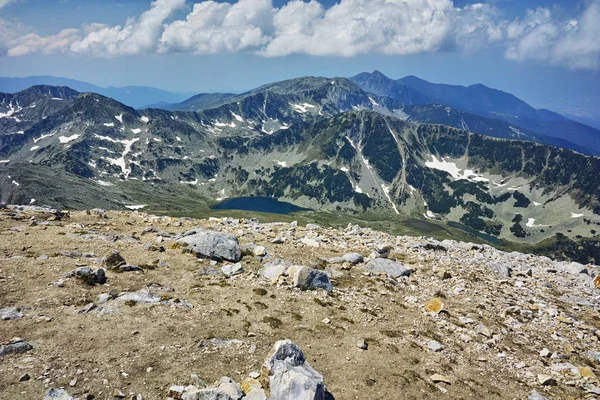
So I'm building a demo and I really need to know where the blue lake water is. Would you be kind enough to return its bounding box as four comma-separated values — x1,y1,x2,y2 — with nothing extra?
211,197,310,214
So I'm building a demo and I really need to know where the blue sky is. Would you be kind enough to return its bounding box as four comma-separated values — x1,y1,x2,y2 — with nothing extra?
0,0,598,121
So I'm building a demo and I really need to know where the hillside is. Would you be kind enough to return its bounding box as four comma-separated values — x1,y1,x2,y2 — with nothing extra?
1,207,599,399
0,82,599,264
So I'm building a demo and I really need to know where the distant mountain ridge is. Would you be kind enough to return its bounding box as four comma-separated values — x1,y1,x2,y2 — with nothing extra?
0,76,194,109
349,71,600,155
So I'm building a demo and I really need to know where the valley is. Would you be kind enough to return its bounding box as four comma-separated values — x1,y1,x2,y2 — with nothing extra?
0,73,599,265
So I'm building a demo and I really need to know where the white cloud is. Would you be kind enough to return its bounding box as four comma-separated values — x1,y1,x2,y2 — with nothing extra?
2,0,599,70
504,1,600,70
0,0,13,10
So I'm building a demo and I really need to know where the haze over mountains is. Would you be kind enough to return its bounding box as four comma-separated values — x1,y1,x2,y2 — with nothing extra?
0,72,599,263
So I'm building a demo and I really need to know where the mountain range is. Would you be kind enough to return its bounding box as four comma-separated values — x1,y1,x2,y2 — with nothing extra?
0,73,599,263
0,76,195,109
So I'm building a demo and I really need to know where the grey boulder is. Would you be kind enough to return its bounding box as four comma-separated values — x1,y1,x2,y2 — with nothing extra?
0,338,33,356
365,259,412,278
177,230,242,262
262,339,331,400
487,261,512,277
292,266,333,292
0,306,24,321
43,388,74,400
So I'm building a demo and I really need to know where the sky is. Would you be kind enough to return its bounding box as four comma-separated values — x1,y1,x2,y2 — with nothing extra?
0,0,598,121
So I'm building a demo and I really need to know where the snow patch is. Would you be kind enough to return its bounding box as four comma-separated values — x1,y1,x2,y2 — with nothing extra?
381,184,400,215
103,122,114,127
33,133,54,143
425,155,489,183
96,180,114,187
290,103,316,113
30,146,40,151
12,180,19,186
341,167,349,172
105,138,140,178
115,114,123,124
0,160,10,163
180,179,198,185
571,213,584,218
214,120,236,128
216,189,229,201
30,198,36,204
230,111,244,122
124,204,146,210
176,136,182,142
131,128,141,134
368,97,379,107
533,201,542,206
139,116,150,123
275,160,288,167
59,134,80,144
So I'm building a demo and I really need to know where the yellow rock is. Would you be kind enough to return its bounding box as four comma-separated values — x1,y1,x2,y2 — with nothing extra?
425,298,444,313
594,275,600,288
579,367,598,381
241,377,262,394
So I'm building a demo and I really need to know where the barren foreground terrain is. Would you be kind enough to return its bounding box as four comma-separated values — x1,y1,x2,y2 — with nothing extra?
1,206,600,399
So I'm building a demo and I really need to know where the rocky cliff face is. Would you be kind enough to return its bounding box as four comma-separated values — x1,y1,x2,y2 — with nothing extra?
0,207,599,399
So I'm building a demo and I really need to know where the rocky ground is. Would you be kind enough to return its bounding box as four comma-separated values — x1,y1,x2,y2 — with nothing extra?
1,205,600,399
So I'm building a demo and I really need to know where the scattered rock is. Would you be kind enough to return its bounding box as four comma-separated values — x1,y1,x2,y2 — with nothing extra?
43,388,74,400
102,250,126,269
428,340,444,352
19,373,30,381
261,339,331,400
222,263,244,277
430,374,452,384
0,306,24,320
253,246,267,257
259,260,288,283
177,229,242,262
357,339,368,350
424,298,444,314
0,338,33,356
73,267,107,285
291,266,333,292
364,259,412,278
528,391,548,400
538,374,557,386
116,264,144,273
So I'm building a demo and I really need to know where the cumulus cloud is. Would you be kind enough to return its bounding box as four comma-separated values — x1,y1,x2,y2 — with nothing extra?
2,0,600,70
504,1,600,69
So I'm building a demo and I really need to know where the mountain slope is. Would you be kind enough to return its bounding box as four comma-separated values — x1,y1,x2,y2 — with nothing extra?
0,76,193,109
398,75,600,154
1,84,599,263
350,70,432,104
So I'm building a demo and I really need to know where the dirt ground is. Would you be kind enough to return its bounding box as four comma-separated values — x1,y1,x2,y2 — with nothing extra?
0,209,594,399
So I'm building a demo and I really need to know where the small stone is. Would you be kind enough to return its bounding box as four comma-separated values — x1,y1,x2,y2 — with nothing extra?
322,317,331,324
428,340,444,352
102,250,126,269
556,315,574,325
253,246,267,257
69,378,77,387
221,263,244,277
579,366,598,381
424,298,444,313
357,339,368,350
540,348,551,358
477,323,492,338
249,371,260,379
430,374,452,384
19,373,30,382
112,389,126,398
538,374,557,386
528,391,548,400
